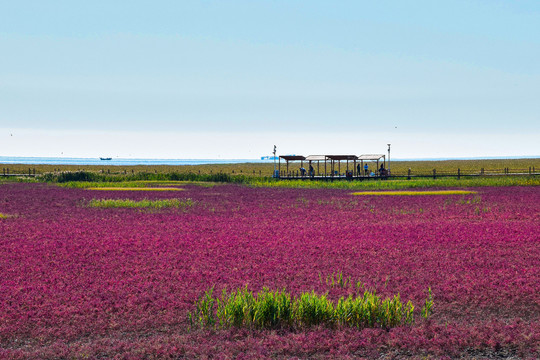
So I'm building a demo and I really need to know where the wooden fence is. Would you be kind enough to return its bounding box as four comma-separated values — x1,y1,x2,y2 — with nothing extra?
277,166,538,180
0,166,538,180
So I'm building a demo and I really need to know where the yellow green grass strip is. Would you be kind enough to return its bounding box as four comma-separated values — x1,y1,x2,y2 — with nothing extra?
352,190,477,196
0,213,7,219
86,187,183,191
61,180,215,189
87,198,193,209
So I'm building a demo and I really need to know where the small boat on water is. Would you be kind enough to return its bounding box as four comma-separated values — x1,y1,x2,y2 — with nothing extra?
100,157,112,161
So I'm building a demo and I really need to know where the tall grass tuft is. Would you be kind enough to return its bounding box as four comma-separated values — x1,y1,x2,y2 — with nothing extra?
294,291,335,327
195,287,216,326
192,286,429,330
326,272,351,288
421,287,434,319
214,287,293,329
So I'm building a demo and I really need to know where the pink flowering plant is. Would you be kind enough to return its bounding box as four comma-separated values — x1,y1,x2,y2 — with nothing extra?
0,183,538,358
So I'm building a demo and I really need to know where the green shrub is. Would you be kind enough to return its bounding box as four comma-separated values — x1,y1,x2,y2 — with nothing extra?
41,171,99,182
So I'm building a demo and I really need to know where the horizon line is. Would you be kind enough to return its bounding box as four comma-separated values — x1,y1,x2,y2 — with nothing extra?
0,155,539,162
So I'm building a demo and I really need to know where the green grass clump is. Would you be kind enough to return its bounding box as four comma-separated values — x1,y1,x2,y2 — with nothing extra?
86,187,184,191
87,198,193,209
0,213,7,219
191,286,426,330
214,287,294,329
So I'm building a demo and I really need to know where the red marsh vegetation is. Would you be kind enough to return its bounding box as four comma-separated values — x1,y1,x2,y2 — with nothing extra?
0,183,538,358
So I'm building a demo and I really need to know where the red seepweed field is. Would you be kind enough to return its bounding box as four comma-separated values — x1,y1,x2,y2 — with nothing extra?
0,183,539,358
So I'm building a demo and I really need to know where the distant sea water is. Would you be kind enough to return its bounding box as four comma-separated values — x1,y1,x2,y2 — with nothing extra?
0,157,266,166
0,156,537,166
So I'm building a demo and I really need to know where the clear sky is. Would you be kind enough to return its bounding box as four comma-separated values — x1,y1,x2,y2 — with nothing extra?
1,0,539,159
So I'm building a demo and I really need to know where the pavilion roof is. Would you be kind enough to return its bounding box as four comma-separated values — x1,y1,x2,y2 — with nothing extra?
326,155,358,161
279,154,386,161
305,155,326,161
279,155,306,161
357,154,385,160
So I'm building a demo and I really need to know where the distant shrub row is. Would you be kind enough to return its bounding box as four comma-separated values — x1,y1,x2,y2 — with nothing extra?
38,170,539,189
190,286,433,330
40,170,256,184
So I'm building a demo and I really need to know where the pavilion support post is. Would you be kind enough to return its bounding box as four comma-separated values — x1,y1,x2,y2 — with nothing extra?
324,159,327,178
354,159,356,176
317,161,320,176
278,158,281,176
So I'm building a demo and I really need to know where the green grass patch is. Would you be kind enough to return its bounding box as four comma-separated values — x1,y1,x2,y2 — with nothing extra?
87,198,193,209
85,187,184,191
27,168,540,190
0,213,7,219
352,190,477,196
190,286,431,330
249,176,540,190
62,181,155,189
60,180,217,189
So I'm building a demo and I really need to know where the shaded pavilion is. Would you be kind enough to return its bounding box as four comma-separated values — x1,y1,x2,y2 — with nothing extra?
278,153,387,178
278,155,306,176
325,155,359,177
305,155,326,176
357,154,386,174
280,154,359,177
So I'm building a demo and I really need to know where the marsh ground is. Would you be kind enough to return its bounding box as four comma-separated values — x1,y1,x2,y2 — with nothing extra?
0,183,538,358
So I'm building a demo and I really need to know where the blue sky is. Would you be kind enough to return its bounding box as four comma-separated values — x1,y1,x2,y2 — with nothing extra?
1,1,539,158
